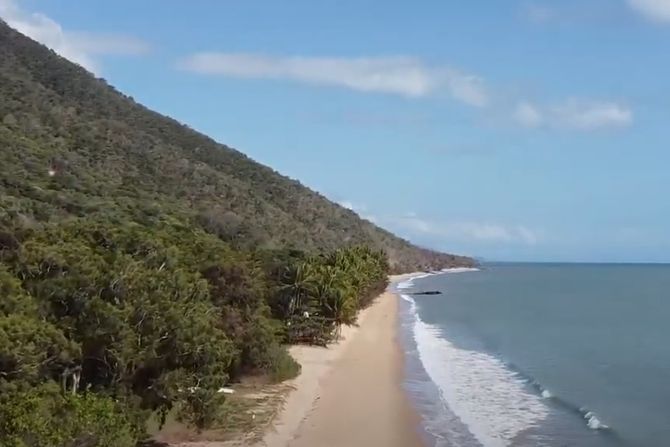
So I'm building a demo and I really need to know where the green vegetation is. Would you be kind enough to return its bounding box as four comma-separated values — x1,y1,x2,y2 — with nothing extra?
0,218,391,444
0,20,475,445
0,19,473,273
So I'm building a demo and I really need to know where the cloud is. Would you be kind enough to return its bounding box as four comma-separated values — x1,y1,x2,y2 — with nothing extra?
179,51,631,132
338,201,378,223
444,71,489,107
179,52,489,106
0,0,149,74
514,99,632,131
385,213,541,246
337,201,541,246
514,101,544,128
338,200,358,211
627,0,670,23
551,99,633,130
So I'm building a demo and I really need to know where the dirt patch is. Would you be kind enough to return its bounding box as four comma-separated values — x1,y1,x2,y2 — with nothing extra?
151,381,294,447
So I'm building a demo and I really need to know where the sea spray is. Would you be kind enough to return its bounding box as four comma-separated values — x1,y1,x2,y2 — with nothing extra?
583,410,609,430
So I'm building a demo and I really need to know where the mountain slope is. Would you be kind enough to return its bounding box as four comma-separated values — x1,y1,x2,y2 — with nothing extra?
0,20,473,271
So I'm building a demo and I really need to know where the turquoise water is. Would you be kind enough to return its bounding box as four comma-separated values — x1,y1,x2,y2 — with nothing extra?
398,264,670,447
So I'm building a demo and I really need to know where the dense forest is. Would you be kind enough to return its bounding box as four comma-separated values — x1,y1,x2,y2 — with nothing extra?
0,20,474,446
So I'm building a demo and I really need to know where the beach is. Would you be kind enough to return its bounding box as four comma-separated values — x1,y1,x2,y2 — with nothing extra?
260,275,424,447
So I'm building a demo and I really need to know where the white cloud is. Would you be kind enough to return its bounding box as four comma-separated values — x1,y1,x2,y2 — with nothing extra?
551,99,633,130
179,52,631,131
514,101,544,127
0,0,149,74
339,200,368,214
513,99,632,131
339,200,356,211
388,213,541,246
338,201,378,223
336,201,541,246
627,0,670,23
179,53,489,106
444,70,489,107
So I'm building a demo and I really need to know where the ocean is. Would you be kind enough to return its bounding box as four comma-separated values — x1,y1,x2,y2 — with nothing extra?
396,263,670,447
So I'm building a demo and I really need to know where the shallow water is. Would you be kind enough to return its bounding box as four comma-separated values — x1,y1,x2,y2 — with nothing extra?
397,263,670,447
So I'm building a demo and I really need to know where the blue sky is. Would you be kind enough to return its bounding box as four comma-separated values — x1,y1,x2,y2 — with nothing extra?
2,0,669,262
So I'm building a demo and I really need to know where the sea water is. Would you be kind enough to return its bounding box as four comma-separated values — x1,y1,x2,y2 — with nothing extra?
396,263,670,447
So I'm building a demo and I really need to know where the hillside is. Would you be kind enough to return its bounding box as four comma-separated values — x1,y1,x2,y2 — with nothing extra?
0,19,472,272
0,20,474,445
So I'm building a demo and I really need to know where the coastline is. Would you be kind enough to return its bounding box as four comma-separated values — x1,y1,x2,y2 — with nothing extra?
258,274,425,447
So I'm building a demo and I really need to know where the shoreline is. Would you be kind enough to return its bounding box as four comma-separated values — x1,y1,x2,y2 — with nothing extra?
258,274,425,447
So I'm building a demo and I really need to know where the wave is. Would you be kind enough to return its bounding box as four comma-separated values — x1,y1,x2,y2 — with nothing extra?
400,267,616,444
395,267,480,291
404,294,613,446
541,389,553,399
505,362,613,434
404,293,549,447
583,410,609,430
441,267,481,273
396,273,433,290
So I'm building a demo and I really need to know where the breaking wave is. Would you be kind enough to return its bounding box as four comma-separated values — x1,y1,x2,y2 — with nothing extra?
404,293,549,447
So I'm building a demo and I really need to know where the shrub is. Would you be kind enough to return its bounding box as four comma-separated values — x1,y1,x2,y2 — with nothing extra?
0,383,138,447
266,344,301,383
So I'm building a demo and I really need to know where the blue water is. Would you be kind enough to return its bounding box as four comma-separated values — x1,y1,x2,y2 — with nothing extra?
397,264,670,447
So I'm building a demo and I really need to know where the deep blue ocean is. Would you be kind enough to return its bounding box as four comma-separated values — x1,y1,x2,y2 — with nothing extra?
396,264,670,447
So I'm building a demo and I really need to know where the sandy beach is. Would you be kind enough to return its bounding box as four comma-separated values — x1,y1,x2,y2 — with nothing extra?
259,275,424,447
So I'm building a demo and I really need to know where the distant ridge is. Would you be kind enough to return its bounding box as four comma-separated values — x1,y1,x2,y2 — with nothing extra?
0,20,474,271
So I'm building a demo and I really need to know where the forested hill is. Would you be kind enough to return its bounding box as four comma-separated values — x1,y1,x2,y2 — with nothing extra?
0,20,472,272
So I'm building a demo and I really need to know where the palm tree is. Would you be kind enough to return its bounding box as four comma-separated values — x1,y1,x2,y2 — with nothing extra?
314,265,357,339
280,261,316,317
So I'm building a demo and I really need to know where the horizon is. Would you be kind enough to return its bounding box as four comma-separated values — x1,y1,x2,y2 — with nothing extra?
2,0,669,263
480,259,670,265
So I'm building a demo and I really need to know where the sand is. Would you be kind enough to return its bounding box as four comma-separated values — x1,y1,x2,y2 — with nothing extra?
259,275,424,447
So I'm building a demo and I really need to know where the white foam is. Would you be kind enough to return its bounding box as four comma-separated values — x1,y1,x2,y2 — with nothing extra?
441,267,481,273
406,294,549,447
396,273,433,290
584,411,609,430
541,389,553,399
395,267,479,291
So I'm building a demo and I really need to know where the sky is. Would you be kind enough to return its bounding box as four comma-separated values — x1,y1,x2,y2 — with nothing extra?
1,0,669,262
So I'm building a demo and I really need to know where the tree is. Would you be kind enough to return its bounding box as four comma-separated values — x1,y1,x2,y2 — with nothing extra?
0,383,137,447
279,261,316,317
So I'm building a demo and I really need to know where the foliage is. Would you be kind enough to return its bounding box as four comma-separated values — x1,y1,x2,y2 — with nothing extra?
272,246,390,344
1,221,243,433
265,343,301,383
0,219,389,443
0,383,137,447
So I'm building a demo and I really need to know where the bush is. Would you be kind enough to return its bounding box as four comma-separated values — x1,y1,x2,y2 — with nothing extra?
285,315,334,346
266,344,301,383
0,383,138,447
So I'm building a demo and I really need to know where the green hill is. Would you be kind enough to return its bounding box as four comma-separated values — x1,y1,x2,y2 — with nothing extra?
0,19,472,272
0,20,474,445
